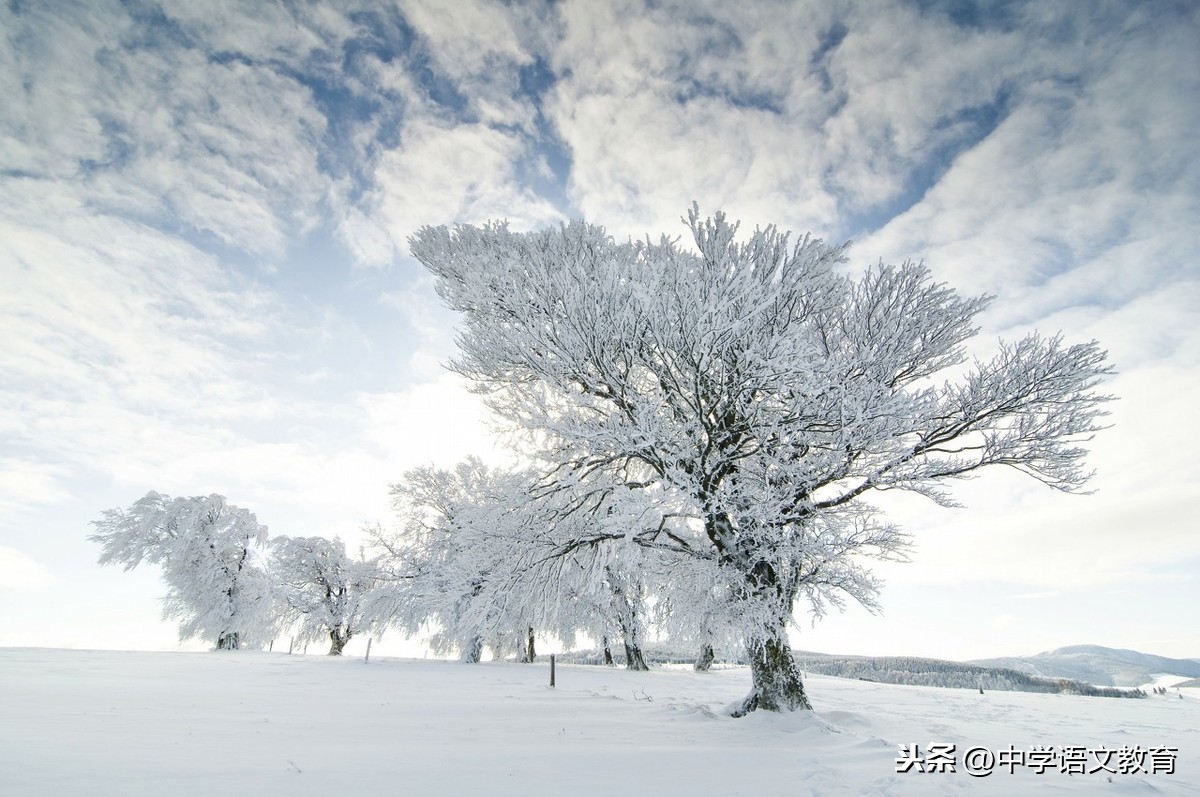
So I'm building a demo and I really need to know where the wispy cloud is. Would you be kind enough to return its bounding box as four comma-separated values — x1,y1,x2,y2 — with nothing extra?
367,118,563,240
2,4,331,260
0,546,52,590
2,0,1196,657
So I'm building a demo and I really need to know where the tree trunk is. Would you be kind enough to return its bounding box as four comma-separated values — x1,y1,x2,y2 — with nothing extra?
623,641,650,671
216,631,240,651
519,627,536,663
602,636,614,666
736,624,811,715
328,628,350,655
608,571,649,671
694,642,715,672
707,510,811,714
461,635,484,663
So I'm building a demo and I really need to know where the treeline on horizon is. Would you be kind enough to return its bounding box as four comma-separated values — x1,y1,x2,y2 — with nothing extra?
558,647,1145,699
791,653,1145,698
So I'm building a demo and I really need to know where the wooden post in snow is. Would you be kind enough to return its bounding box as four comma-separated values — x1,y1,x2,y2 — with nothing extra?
365,638,372,663
550,654,556,688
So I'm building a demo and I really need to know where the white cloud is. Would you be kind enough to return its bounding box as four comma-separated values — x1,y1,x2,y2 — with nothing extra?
0,462,69,503
854,6,1200,301
338,207,402,269
3,0,1197,660
366,118,563,239
819,2,1028,210
1,194,283,409
0,4,331,261
991,613,1017,631
0,547,52,590
163,0,350,61
355,374,506,468
545,0,844,239
0,461,72,527
822,3,1200,612
398,0,543,129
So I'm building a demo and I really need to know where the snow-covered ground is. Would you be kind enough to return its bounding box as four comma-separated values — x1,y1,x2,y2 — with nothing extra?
1,648,1195,795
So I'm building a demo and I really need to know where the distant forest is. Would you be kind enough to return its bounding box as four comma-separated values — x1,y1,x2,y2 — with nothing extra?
789,653,1144,698
559,647,1145,699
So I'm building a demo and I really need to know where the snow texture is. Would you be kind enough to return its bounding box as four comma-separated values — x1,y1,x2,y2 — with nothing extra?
0,648,1195,795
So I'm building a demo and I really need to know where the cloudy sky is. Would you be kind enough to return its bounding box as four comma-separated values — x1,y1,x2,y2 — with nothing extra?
2,0,1197,662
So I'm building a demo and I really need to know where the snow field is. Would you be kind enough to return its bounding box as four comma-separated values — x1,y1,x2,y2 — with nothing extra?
1,648,1195,796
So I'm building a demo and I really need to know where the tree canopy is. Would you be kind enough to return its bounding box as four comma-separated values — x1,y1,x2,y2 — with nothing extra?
90,492,275,650
270,535,380,655
404,206,1113,712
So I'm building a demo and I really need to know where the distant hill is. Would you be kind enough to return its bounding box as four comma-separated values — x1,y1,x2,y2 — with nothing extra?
788,651,1141,698
558,643,1200,695
969,645,1200,687
558,646,1144,698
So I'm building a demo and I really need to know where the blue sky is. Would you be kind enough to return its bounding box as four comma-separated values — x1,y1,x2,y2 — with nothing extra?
2,0,1198,661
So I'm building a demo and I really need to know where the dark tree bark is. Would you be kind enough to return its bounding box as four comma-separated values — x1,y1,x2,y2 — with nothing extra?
738,627,811,714
328,627,351,655
707,511,811,714
215,544,250,653
602,636,614,666
461,635,484,663
519,627,536,663
608,571,649,671
694,643,715,672
623,641,650,671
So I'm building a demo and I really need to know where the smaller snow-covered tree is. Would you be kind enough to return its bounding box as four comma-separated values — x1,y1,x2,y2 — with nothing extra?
602,565,650,670
270,535,380,655
563,546,659,671
90,491,275,650
652,554,747,672
366,459,534,662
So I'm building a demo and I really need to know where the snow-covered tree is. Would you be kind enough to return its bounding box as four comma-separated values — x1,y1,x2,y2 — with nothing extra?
560,539,664,671
553,547,652,670
366,459,547,662
654,553,746,672
602,564,650,670
374,458,661,664
270,535,379,655
90,492,275,650
408,206,1113,713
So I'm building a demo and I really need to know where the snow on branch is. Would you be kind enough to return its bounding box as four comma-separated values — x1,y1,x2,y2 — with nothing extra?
400,207,1114,711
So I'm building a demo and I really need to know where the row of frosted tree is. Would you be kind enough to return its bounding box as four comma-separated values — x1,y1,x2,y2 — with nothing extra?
86,479,722,670
90,491,376,655
92,207,1113,714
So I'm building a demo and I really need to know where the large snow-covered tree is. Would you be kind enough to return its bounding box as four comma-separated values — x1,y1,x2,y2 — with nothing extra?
90,492,275,650
407,206,1113,713
270,535,379,655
